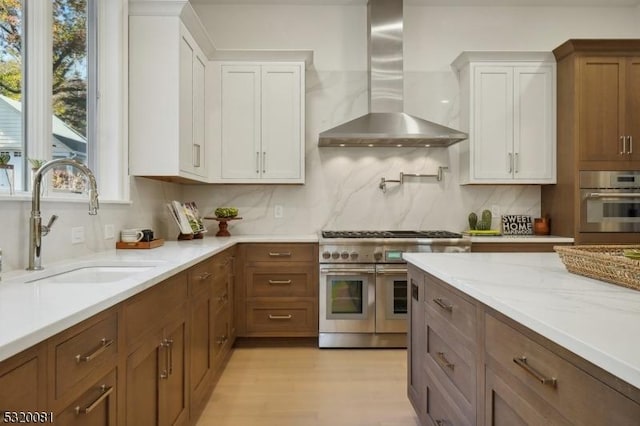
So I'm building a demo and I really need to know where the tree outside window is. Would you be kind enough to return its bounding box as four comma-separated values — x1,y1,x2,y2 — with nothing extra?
0,0,91,193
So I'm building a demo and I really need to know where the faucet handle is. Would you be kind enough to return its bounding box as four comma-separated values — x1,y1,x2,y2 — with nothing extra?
42,214,58,236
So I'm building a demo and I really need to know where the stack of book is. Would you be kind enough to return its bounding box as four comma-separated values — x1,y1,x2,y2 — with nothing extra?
167,200,206,237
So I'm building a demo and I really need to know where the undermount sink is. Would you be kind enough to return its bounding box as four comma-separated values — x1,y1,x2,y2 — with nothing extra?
22,260,166,284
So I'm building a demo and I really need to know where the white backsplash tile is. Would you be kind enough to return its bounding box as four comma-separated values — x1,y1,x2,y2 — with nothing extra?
185,70,541,236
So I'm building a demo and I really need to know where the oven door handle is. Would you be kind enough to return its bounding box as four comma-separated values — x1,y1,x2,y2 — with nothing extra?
587,192,640,199
320,268,376,275
376,268,408,275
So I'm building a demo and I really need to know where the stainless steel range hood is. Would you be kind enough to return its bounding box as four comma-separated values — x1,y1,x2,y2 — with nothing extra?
318,0,467,148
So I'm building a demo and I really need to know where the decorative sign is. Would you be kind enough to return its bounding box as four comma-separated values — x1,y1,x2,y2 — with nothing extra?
501,215,533,235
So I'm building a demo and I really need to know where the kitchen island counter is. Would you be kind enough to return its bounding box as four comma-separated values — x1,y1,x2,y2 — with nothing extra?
0,234,318,362
403,251,640,391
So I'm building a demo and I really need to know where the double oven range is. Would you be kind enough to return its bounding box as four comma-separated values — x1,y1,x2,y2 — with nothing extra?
319,230,471,348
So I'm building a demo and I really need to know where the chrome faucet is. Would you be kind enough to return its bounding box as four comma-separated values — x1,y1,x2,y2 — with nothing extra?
27,158,99,270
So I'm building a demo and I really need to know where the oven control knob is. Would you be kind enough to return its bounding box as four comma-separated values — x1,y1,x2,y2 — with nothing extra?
340,251,349,259
350,252,359,260
322,251,331,259
331,251,340,259
374,251,383,261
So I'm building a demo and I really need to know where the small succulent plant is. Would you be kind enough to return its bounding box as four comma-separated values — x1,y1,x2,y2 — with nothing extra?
0,153,10,165
28,158,46,170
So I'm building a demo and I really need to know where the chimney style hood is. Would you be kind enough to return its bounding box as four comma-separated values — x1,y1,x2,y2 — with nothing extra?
318,0,467,148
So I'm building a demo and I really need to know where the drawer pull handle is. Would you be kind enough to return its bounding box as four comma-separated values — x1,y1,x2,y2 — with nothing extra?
75,338,113,363
433,297,453,312
268,314,293,320
513,356,557,388
436,352,455,371
268,279,292,285
198,272,213,280
268,252,292,257
75,384,113,415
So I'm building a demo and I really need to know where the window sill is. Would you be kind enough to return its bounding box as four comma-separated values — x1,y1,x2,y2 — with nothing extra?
0,192,132,205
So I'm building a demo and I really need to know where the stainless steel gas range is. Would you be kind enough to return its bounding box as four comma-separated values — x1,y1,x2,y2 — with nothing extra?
318,230,471,348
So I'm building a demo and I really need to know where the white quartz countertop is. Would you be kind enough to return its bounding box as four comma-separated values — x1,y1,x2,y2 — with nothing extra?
468,235,574,243
403,252,640,390
0,234,318,362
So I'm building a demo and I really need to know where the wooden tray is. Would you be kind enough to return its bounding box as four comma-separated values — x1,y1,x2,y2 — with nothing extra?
116,238,165,249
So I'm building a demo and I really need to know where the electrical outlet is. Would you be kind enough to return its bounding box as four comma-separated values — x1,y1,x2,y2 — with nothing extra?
104,224,115,240
274,205,284,218
71,226,85,244
491,205,501,218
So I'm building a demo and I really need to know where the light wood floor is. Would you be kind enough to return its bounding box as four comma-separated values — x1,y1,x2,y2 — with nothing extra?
196,347,420,426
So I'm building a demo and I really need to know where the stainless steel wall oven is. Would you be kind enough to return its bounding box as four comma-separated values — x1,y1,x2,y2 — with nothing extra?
580,171,640,233
319,231,471,348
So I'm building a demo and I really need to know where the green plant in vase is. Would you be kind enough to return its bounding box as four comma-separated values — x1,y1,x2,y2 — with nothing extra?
28,159,47,194
0,153,14,194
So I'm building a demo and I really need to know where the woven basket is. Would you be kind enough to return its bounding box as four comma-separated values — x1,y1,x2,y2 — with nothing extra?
554,245,640,291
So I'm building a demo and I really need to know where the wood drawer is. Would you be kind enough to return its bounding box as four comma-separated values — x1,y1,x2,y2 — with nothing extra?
213,276,231,315
55,369,117,425
246,267,315,298
425,323,475,406
189,258,216,297
125,272,188,346
54,311,118,401
212,306,232,363
246,300,317,335
425,275,476,345
245,243,315,263
485,313,640,425
424,361,473,426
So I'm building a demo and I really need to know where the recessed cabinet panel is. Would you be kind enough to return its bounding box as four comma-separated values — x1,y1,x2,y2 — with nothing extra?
473,67,513,180
579,58,623,162
214,62,305,184
221,66,261,179
261,65,302,180
453,52,556,184
514,66,555,181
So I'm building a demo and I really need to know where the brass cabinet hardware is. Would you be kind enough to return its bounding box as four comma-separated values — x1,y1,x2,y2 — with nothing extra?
433,297,453,313
268,279,292,285
75,384,113,415
268,252,292,257
436,352,455,371
621,135,627,155
198,272,212,280
268,314,293,320
75,338,113,363
513,356,557,387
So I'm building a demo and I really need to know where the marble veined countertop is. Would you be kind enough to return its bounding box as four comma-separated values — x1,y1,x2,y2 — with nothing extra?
403,252,640,390
0,234,318,362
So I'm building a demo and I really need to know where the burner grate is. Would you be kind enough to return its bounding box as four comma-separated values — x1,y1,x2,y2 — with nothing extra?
321,230,462,239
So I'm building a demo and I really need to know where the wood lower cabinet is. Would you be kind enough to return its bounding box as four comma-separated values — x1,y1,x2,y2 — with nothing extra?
55,369,118,426
407,265,426,425
408,267,640,425
237,243,318,338
0,344,46,412
125,274,189,426
0,248,240,425
485,312,640,426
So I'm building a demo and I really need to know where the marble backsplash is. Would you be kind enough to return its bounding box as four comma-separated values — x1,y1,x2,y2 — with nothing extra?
184,69,542,235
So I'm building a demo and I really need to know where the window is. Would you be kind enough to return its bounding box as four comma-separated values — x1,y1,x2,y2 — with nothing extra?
0,0,126,200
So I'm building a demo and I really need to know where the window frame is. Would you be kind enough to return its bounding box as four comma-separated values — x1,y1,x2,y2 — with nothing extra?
0,0,128,202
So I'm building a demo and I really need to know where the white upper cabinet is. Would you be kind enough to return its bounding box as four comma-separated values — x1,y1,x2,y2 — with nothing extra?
209,62,305,184
129,15,208,182
452,52,556,184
